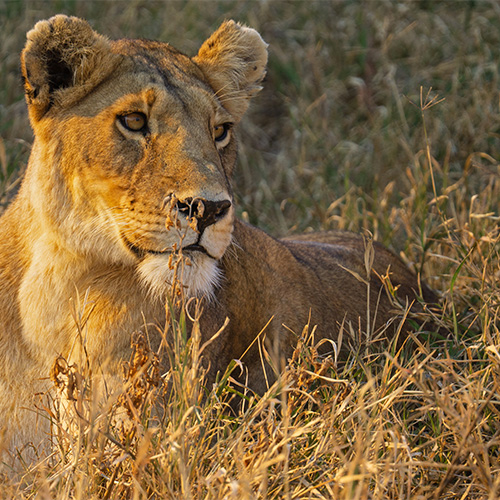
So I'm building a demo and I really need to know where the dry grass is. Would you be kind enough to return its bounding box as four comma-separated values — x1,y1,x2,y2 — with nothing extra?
0,0,499,498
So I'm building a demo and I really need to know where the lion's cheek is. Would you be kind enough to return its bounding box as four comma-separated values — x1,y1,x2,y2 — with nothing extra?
199,205,234,260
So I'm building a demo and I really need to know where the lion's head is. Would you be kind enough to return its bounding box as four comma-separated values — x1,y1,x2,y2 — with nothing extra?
20,15,267,298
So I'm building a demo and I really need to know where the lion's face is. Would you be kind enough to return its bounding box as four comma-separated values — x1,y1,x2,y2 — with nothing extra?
57,51,237,298
20,16,267,298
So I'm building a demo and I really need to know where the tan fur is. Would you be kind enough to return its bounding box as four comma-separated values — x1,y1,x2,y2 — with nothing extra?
0,16,433,453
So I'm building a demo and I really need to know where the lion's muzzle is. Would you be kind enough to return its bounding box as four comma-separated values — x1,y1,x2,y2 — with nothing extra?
132,193,234,298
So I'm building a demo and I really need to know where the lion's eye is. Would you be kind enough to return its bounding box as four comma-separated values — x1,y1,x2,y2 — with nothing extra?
214,123,231,143
119,112,147,132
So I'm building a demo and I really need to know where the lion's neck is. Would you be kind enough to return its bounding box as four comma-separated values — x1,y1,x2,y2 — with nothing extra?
222,218,292,293
209,218,309,344
0,195,158,367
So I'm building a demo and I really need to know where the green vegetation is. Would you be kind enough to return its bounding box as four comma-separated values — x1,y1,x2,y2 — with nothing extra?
0,1,499,498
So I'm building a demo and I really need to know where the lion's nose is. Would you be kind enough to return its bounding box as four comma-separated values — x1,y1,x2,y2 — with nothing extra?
176,197,232,233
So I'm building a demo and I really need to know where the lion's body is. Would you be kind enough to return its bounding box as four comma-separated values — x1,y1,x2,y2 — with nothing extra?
0,16,433,452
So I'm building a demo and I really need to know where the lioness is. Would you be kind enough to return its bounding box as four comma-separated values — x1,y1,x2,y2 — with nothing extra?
0,16,433,451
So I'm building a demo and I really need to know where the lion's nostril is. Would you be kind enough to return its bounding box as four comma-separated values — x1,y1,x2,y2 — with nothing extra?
195,199,206,218
197,199,232,233
215,200,231,217
176,197,193,215
174,197,231,233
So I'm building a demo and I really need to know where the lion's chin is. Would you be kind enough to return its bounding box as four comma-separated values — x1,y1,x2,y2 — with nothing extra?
137,252,222,300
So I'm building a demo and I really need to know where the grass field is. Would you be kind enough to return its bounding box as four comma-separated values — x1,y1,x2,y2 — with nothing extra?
1,0,499,498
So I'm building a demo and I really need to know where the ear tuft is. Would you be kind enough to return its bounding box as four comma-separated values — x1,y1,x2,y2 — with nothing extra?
21,15,121,122
194,20,268,122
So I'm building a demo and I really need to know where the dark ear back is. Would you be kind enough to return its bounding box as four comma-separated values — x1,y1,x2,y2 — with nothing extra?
21,15,121,122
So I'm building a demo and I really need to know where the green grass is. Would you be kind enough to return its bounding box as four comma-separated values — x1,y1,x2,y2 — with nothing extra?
1,0,499,498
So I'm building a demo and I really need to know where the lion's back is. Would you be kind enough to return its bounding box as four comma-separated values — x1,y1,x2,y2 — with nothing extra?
281,231,436,320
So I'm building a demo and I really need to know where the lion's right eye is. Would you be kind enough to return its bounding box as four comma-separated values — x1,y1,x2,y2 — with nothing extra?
213,122,232,149
118,112,148,132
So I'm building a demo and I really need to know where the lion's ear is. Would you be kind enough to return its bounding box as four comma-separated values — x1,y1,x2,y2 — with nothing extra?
194,20,268,122
21,15,120,122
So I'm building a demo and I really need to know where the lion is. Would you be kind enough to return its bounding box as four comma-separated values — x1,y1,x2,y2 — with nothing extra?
0,15,435,452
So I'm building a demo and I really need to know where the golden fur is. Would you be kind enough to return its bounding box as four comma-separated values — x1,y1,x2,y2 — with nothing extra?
0,16,433,452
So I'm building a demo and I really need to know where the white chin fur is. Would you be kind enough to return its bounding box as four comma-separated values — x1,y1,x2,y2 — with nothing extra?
137,252,221,300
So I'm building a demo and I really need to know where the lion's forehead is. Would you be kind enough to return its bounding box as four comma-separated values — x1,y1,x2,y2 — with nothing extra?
112,38,209,95
104,75,215,123
70,42,217,122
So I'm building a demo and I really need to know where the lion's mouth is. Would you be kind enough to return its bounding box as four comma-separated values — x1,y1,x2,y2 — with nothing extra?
182,243,208,255
123,237,165,258
123,237,212,259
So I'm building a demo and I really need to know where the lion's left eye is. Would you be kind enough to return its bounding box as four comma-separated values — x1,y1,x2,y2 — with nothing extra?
214,123,231,144
119,112,148,132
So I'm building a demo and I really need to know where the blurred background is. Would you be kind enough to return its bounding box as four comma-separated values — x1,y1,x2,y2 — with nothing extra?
1,1,499,274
